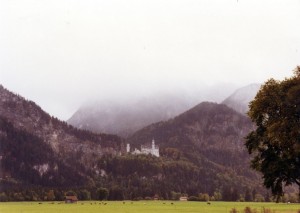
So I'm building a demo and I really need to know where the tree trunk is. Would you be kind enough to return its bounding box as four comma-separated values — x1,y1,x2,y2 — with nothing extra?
299,185,300,203
276,195,280,203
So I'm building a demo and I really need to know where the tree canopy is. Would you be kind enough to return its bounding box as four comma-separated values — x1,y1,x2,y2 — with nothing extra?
246,66,300,201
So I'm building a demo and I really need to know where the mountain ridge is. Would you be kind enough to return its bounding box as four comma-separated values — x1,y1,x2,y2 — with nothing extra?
0,84,122,188
222,83,261,114
0,84,267,200
126,101,263,194
67,84,239,137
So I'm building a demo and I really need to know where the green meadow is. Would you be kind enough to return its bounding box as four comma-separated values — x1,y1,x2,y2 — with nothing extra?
0,201,299,213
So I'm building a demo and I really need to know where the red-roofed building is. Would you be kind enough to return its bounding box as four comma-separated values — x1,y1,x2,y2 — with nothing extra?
65,196,78,203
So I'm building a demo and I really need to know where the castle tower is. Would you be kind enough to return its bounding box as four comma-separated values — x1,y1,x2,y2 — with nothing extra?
151,139,159,157
126,144,130,153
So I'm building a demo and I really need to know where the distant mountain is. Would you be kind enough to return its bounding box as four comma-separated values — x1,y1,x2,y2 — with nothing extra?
0,85,122,188
0,84,266,200
222,84,261,114
0,116,87,188
68,93,201,138
68,84,239,138
126,102,265,195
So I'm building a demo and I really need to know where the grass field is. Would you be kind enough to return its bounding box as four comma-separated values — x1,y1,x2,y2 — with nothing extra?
0,201,299,213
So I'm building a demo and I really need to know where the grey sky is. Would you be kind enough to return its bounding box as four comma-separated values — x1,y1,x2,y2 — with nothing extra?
0,0,299,120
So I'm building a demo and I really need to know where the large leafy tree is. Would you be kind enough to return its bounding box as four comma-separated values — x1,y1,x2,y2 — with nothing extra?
245,66,300,201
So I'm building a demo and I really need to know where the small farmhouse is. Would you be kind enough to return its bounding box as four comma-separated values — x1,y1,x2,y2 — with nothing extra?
179,196,188,201
65,195,78,203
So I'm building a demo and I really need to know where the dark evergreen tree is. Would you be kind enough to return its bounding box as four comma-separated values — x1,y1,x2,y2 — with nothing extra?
108,186,124,200
96,188,109,200
245,188,252,201
78,189,91,200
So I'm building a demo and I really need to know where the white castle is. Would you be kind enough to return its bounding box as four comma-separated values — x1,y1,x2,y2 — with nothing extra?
127,139,159,157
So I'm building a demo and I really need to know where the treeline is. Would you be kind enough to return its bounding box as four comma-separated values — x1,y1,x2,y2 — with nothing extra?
1,186,298,203
0,188,108,202
1,154,298,202
90,155,271,201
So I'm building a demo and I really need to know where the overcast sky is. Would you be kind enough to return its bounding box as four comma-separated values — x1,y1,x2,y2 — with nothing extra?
0,0,300,120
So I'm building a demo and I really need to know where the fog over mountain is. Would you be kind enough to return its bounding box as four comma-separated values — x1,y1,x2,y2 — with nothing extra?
1,0,300,202
68,83,238,137
222,84,262,114
1,83,269,199
1,0,299,120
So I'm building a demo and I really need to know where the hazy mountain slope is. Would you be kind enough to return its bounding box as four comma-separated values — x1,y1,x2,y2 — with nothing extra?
222,84,261,114
0,85,122,188
68,93,200,137
127,102,263,193
0,84,266,199
67,85,239,138
0,116,87,188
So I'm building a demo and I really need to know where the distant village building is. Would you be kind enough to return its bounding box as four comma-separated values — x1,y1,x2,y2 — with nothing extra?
179,196,188,201
65,195,78,203
127,139,159,157
153,194,160,200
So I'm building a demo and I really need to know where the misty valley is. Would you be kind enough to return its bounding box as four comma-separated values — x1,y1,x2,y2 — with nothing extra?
1,1,300,212
0,80,299,203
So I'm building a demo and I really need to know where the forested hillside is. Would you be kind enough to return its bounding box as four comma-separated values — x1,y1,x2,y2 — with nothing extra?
124,102,267,199
0,117,87,188
0,85,270,201
222,84,261,114
0,85,122,190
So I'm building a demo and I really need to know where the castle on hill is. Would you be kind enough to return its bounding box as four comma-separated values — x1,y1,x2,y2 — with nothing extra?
126,139,159,157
